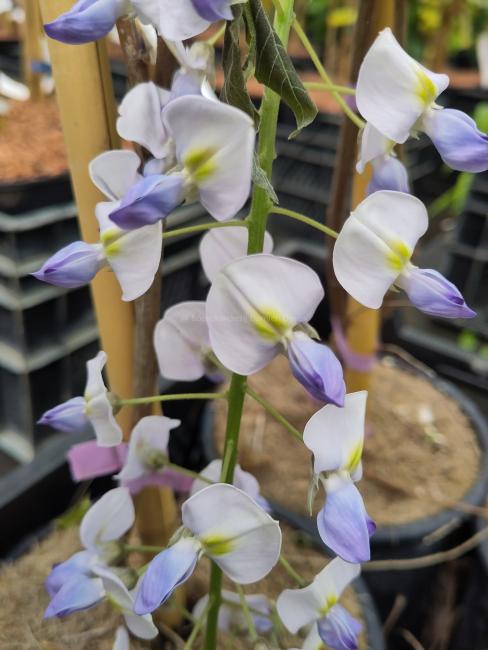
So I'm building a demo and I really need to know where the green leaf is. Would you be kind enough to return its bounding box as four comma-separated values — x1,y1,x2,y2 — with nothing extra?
220,6,259,126
247,0,317,137
55,497,91,530
252,152,279,204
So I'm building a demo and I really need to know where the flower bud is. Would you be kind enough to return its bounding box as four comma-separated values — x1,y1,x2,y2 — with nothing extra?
38,396,89,433
368,156,410,195
33,241,104,289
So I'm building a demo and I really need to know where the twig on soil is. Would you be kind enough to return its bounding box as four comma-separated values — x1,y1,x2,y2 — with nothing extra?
382,594,407,636
363,525,488,571
400,629,426,650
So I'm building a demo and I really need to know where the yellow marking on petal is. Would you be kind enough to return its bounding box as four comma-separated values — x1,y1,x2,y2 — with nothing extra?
250,305,291,341
319,593,338,615
202,534,234,556
415,68,437,108
345,441,363,474
183,147,217,183
386,240,411,273
101,228,122,259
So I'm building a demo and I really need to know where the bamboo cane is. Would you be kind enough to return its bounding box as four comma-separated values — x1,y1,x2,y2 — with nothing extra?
22,0,43,100
39,2,177,564
343,0,396,393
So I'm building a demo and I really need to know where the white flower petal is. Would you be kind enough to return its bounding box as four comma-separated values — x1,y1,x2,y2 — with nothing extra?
86,392,123,447
190,460,261,501
154,301,210,381
333,190,428,308
356,28,449,143
158,0,210,41
108,221,162,301
132,0,160,26
117,415,179,482
123,611,159,640
80,487,134,552
206,254,324,375
112,626,130,650
163,95,255,220
200,226,273,282
84,351,108,400
303,391,367,476
182,483,281,583
357,122,392,172
117,82,170,159
89,150,142,201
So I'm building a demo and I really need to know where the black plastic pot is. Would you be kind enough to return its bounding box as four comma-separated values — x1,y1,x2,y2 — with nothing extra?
0,173,73,215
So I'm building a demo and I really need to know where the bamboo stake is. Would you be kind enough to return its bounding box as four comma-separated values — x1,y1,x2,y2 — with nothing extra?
22,0,43,100
39,0,134,437
343,0,395,393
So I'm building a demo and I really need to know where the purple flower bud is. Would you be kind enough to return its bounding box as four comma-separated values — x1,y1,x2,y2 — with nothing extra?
318,604,362,650
44,574,104,618
191,0,233,22
32,241,104,289
398,266,476,319
423,108,488,173
367,156,410,195
38,397,89,434
287,332,345,406
44,0,126,45
109,174,184,230
45,551,94,597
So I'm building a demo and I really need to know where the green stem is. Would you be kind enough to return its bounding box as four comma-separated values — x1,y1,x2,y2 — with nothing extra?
271,206,338,238
292,19,365,130
164,462,214,485
206,22,226,46
118,392,227,406
163,219,246,241
235,584,258,641
304,81,356,95
204,3,296,647
279,555,306,587
184,599,211,650
246,386,302,441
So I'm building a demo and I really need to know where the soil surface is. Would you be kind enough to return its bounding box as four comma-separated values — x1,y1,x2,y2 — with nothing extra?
0,99,68,182
0,523,366,649
213,355,480,526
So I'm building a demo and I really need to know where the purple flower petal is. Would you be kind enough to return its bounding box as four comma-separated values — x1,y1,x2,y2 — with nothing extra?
399,266,476,319
32,241,104,289
109,174,184,230
317,478,375,563
190,0,233,22
44,0,126,45
287,333,345,406
367,156,410,195
423,108,488,173
44,574,104,618
318,604,362,650
133,539,199,615
38,397,89,434
45,551,94,597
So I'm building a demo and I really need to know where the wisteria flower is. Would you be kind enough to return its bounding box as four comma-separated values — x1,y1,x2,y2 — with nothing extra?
44,0,159,45
91,148,182,233
193,590,272,635
199,226,273,282
116,415,181,490
333,190,475,318
303,391,375,563
163,95,255,221
206,254,345,405
134,483,281,614
39,351,122,446
153,301,221,381
357,123,410,195
356,28,488,172
277,558,361,650
45,488,134,618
